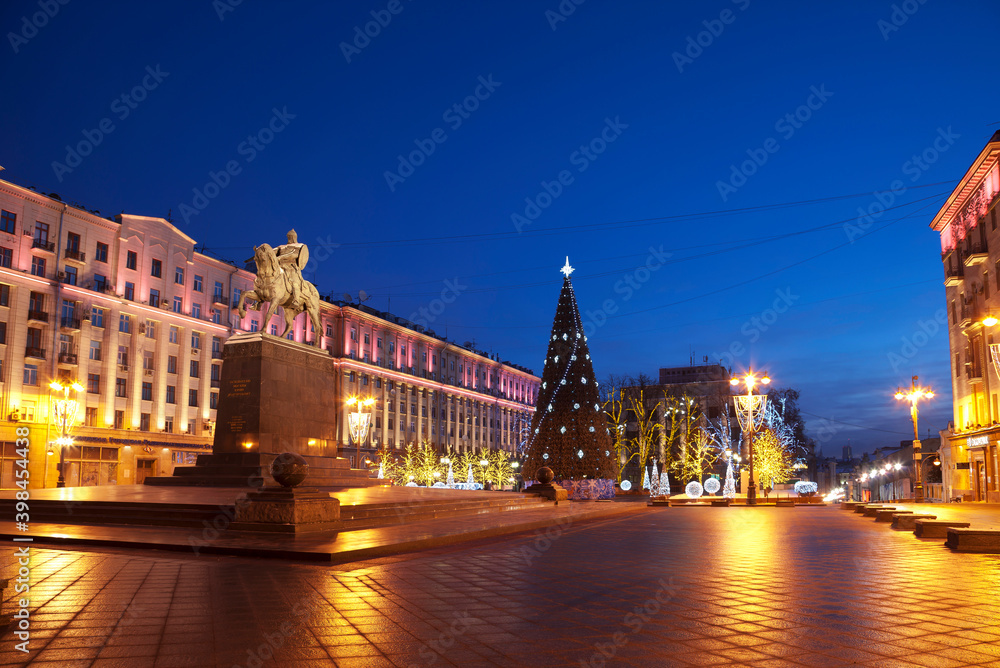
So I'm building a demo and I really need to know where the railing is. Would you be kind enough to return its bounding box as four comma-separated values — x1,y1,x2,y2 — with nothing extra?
64,248,85,262
212,294,229,306
58,352,78,364
60,316,82,329
211,379,220,388
27,309,49,323
212,350,222,359
25,347,46,359
31,239,54,252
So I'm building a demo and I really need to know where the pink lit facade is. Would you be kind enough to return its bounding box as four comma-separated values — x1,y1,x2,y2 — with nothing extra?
0,178,538,489
931,130,1000,502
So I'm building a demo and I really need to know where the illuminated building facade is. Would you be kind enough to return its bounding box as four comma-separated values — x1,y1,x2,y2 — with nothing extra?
931,130,1000,502
0,178,537,488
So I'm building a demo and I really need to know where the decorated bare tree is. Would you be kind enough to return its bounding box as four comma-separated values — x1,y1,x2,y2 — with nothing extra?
673,427,720,483
752,428,795,490
601,374,632,483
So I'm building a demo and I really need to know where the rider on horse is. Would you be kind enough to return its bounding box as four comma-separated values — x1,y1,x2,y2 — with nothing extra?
275,229,308,307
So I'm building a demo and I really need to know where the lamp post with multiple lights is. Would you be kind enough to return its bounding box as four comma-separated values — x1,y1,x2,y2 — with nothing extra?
50,380,84,488
730,370,770,506
894,376,933,502
346,395,376,470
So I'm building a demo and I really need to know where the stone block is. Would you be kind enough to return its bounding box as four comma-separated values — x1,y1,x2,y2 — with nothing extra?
891,514,935,530
945,528,1000,553
863,506,894,517
914,519,971,538
842,502,861,510
876,509,910,522
854,504,880,514
526,482,568,504
229,487,342,533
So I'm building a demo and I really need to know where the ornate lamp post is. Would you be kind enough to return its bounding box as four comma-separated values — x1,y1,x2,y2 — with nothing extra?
49,380,84,488
894,376,933,502
731,370,770,506
346,395,375,470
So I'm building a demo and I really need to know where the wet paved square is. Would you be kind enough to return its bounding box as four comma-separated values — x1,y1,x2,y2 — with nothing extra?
2,505,1000,667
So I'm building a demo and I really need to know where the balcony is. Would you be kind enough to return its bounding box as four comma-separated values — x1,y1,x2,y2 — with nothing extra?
25,346,46,359
118,363,129,373
212,294,229,306
31,238,54,252
60,316,82,330
27,309,49,323
58,352,78,365
144,368,153,377
212,350,222,360
211,378,220,388
944,262,964,287
64,248,86,263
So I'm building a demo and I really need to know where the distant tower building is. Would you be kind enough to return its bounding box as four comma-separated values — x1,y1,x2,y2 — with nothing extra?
842,445,853,461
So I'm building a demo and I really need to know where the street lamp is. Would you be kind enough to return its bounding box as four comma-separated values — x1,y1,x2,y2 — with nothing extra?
49,380,84,488
346,395,376,470
894,375,933,502
731,370,770,505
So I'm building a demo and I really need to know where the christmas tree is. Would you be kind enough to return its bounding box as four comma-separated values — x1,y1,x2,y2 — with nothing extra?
723,456,736,499
642,467,650,490
649,460,660,497
523,258,618,482
659,470,671,496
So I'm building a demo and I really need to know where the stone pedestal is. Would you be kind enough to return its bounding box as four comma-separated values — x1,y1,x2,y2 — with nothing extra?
146,333,373,488
229,487,342,533
526,482,569,504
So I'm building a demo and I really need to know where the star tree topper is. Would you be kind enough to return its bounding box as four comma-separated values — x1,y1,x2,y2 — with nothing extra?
561,256,575,277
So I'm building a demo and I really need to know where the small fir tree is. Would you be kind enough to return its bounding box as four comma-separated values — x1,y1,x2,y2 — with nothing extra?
523,259,618,482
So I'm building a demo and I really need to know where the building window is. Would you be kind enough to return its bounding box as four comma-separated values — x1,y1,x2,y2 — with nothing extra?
233,288,242,305
115,378,127,398
193,275,203,292
192,303,202,319
164,416,174,433
118,345,128,367
0,247,11,268
349,371,356,383
189,389,198,407
149,289,160,308
364,333,370,345
85,407,98,426
214,281,224,299
151,258,162,277
114,410,124,429
30,256,45,277
350,328,357,341
146,321,156,339
93,274,107,292
166,385,176,404
212,308,221,324
250,319,259,332
210,393,219,409
95,242,108,263
89,341,101,361
120,314,131,333
23,364,38,386
173,296,182,313
0,210,16,235
0,321,5,344
190,360,200,378
92,307,104,327
175,267,184,284
191,332,201,349
169,326,178,344
143,351,154,371
142,382,152,401
126,251,137,270
325,324,333,337
270,323,278,335
140,413,151,431
167,356,177,374
64,266,77,285
212,337,222,356
124,281,134,301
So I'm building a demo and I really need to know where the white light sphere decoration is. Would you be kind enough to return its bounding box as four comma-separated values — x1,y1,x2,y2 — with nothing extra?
704,478,721,495
685,481,704,498
620,480,632,491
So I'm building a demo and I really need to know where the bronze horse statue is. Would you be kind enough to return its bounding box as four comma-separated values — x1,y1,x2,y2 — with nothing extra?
236,243,322,342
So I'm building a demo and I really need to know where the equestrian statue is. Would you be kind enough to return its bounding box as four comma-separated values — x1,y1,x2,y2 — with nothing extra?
236,229,322,343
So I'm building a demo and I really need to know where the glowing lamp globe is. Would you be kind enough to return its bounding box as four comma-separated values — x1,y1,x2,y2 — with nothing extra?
685,481,704,498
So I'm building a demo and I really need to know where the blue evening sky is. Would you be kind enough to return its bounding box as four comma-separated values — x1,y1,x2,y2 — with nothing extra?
3,0,996,456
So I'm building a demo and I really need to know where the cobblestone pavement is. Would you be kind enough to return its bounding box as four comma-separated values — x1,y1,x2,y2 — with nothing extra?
2,505,1000,667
